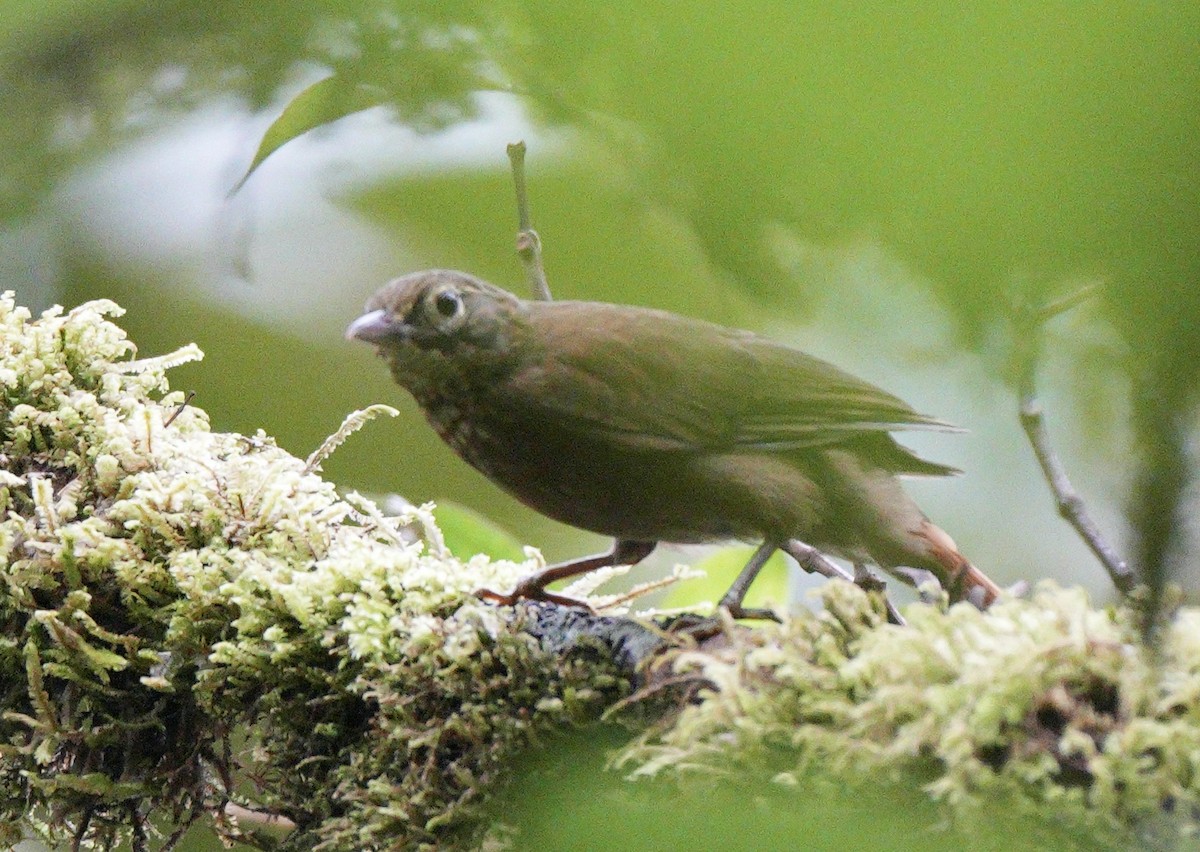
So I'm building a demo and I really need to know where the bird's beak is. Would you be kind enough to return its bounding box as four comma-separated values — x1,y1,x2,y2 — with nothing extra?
345,309,407,344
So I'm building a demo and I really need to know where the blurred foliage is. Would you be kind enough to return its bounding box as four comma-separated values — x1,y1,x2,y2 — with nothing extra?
1,4,1199,843
490,730,1098,852
5,0,1195,583
659,544,790,614
433,500,526,563
7,0,1196,326
1,0,502,219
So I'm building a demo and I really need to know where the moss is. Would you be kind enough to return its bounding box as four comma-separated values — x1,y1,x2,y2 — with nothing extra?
5,290,1200,851
619,582,1200,848
0,293,632,849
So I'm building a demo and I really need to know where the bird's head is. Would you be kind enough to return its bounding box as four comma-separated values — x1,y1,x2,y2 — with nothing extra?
346,269,530,394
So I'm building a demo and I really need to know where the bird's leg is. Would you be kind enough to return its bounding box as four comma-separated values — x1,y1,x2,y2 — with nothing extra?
781,539,907,623
716,541,784,622
852,563,906,627
781,539,855,583
777,543,907,626
478,539,657,609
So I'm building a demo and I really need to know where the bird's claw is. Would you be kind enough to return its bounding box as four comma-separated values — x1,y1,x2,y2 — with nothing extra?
475,581,594,611
663,613,723,641
664,606,781,643
719,604,782,623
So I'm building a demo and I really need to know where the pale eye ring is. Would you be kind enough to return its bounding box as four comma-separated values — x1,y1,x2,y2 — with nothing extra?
433,289,463,319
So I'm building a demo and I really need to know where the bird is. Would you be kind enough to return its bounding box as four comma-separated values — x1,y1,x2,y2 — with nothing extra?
346,269,1003,617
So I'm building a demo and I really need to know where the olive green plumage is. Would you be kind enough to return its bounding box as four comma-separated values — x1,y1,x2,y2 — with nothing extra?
348,269,1001,608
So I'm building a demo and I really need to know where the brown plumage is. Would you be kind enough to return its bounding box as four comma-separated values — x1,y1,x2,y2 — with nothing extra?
347,269,1002,614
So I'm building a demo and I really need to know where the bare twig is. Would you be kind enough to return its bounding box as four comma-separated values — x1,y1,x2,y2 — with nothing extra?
1035,285,1100,324
1014,289,1135,594
506,141,553,301
164,390,196,428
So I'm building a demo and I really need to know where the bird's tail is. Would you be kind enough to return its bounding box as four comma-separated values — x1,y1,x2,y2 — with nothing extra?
916,520,1002,609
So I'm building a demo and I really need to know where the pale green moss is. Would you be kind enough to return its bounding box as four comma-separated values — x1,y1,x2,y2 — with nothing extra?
4,290,1200,851
0,292,629,850
619,582,1200,848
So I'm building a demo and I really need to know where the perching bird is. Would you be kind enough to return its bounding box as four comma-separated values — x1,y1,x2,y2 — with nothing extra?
347,269,1002,616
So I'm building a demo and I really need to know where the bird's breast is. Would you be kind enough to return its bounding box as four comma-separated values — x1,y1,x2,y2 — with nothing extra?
421,394,585,514
415,390,818,544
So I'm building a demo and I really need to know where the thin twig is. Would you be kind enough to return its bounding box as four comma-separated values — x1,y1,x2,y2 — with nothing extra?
506,141,553,301
1014,290,1135,594
1036,284,1099,323
164,390,196,428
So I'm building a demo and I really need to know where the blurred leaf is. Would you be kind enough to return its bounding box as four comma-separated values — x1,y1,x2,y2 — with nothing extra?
660,545,789,613
433,501,526,562
0,0,128,51
490,730,1097,852
232,73,389,192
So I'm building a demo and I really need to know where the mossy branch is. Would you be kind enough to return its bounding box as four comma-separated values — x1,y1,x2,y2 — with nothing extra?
0,292,1196,850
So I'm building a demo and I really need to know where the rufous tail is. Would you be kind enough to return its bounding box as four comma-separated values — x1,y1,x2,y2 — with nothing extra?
917,520,1002,609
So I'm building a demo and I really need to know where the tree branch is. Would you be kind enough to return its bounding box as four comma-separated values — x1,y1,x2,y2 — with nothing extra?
1013,288,1136,594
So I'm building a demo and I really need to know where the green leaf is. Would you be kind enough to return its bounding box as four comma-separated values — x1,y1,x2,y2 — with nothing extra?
432,501,526,562
232,74,390,193
659,545,789,613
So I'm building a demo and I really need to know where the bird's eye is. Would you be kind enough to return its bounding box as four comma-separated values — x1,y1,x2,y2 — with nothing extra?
432,289,463,320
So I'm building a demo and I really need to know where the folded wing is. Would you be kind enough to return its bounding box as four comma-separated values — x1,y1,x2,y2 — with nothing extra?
506,301,956,460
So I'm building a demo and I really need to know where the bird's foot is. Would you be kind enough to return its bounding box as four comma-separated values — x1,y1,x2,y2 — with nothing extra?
718,603,782,623
712,540,784,624
662,613,724,641
476,540,655,611
476,577,594,611
664,606,781,644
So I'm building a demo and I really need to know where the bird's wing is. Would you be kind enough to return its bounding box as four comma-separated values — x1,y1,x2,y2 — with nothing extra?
505,301,954,453
728,336,957,448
